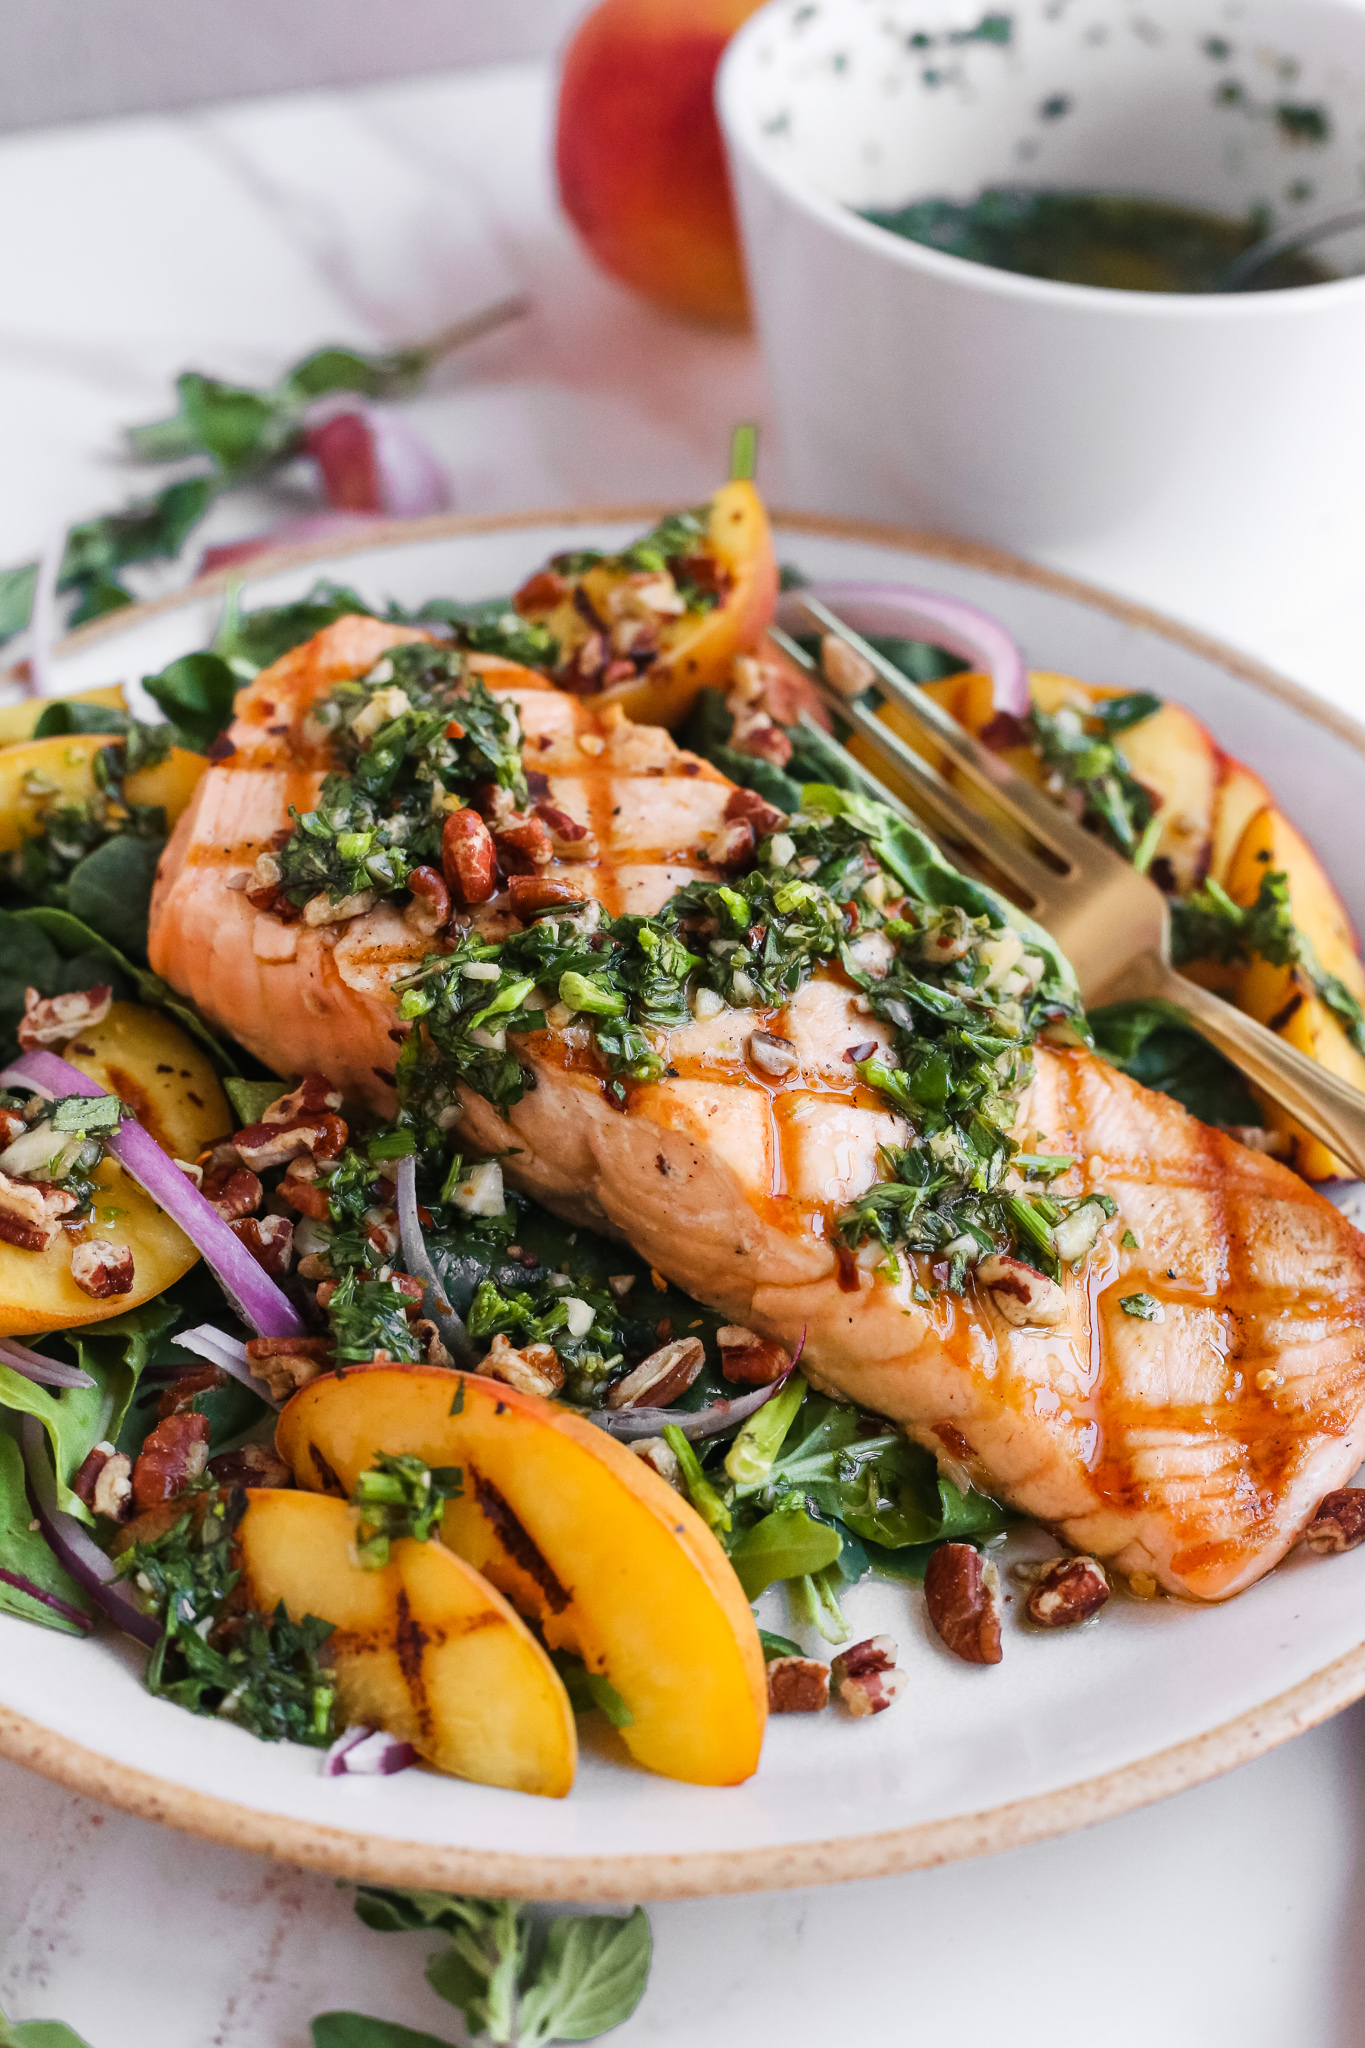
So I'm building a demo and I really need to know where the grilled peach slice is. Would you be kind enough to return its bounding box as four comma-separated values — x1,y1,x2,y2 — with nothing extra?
1223,805,1365,1178
236,1489,576,1796
0,733,206,855
0,1003,229,1336
277,1367,767,1786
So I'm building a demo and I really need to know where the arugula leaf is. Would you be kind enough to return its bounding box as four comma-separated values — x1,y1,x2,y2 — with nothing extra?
142,651,238,752
1089,998,1260,1126
0,1429,94,1635
516,1911,651,2046
0,563,38,646
0,1301,173,1520
311,2021,454,2048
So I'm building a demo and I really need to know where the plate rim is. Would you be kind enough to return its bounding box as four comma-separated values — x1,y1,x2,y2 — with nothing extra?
7,502,1365,1899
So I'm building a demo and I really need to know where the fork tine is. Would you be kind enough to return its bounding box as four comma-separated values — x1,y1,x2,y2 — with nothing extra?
766,626,1057,905
792,591,1108,874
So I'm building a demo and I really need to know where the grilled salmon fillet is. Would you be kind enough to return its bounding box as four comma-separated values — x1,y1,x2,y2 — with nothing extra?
149,618,1365,1602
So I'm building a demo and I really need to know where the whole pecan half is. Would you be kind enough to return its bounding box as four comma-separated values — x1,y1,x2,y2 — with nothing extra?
716,1325,791,1387
924,1543,1003,1665
442,807,498,906
605,1336,705,1410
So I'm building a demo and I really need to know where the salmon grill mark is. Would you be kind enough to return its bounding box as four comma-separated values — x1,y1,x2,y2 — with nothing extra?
471,1467,571,1613
309,1441,344,1495
393,1586,435,1740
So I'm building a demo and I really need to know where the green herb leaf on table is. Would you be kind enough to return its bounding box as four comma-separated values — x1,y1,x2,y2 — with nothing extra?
0,564,38,647
0,2009,96,2048
311,2019,455,2048
515,1910,651,2046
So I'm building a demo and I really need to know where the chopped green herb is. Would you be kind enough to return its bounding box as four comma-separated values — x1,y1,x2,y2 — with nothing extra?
1119,1292,1163,1320
350,1454,463,1569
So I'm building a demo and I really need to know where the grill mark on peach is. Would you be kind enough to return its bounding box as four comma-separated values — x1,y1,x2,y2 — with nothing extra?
470,1467,571,1614
393,1586,435,1740
309,1442,344,1495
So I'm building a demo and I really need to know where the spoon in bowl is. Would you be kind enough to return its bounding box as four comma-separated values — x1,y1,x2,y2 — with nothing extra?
1218,202,1365,291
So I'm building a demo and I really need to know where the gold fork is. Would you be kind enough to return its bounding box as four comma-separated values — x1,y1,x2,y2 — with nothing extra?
769,595,1365,1180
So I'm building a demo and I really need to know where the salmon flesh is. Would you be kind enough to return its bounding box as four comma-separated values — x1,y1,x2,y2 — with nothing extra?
149,619,1365,1601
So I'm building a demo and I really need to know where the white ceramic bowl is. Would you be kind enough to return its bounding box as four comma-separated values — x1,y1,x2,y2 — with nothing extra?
718,0,1365,595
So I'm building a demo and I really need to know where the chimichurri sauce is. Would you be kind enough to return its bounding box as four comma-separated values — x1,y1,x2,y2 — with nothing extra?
861,186,1339,293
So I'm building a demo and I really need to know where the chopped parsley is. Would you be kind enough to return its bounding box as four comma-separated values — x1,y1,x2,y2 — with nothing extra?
350,1453,463,1569
547,507,726,616
116,1488,337,1745
1119,1292,1163,1320
1029,696,1164,871
398,782,1096,1286
1171,869,1365,1058
275,643,526,910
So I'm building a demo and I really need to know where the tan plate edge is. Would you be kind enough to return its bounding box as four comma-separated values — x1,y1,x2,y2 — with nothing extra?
5,1633,1365,1901
7,503,1365,1896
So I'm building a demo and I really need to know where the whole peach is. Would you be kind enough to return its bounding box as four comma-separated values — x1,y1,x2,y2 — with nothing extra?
555,0,764,326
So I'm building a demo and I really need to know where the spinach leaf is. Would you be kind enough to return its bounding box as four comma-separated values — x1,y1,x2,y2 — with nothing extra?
516,1910,651,2046
1089,998,1260,1126
142,651,238,751
311,2022,453,2048
30,701,127,739
0,1428,94,1635
729,1500,843,1599
214,579,382,679
66,833,165,958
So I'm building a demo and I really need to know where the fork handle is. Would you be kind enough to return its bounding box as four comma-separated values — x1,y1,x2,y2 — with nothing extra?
1111,951,1365,1180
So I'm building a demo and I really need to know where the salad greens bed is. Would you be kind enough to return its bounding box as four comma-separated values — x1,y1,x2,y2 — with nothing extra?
0,539,1332,1756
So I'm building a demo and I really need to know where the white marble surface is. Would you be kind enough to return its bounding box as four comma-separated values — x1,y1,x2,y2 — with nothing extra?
4,56,1365,2048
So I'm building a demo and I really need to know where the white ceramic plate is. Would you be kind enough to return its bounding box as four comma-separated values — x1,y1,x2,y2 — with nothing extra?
5,508,1365,1901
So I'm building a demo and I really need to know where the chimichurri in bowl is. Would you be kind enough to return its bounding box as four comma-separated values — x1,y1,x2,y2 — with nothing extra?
860,187,1340,294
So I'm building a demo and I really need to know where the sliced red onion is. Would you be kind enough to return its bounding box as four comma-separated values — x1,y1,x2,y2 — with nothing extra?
18,1414,159,1647
201,512,380,574
778,581,1029,719
0,1336,95,1390
1,1051,305,1341
393,1155,476,1366
173,1323,281,1408
0,1563,93,1633
304,397,452,519
321,1725,416,1776
597,1372,792,1443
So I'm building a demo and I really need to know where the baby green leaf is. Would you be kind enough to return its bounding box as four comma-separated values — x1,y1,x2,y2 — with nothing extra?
729,1501,842,1601
141,651,239,753
517,1909,652,2046
310,2017,454,2048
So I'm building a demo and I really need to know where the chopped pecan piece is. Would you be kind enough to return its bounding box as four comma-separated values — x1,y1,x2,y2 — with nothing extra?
442,807,498,906
200,1159,263,1221
18,983,112,1051
207,1443,293,1489
767,1655,830,1713
605,1336,705,1410
1026,1554,1109,1628
72,1445,135,1522
0,1170,76,1252
731,719,793,767
0,1109,26,1146
70,1238,135,1299
157,1366,227,1420
261,1075,344,1122
924,1544,1003,1665
707,819,755,874
533,800,598,861
831,1635,907,1716
1305,1488,1365,1554
233,1112,347,1171
629,1436,682,1489
513,568,570,615
481,1332,565,1397
723,786,787,836
230,1213,294,1275
976,1254,1069,1329
278,1171,331,1220
716,1325,791,1387
242,1342,327,1403
492,811,554,874
747,1030,798,1078
131,1411,210,1510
